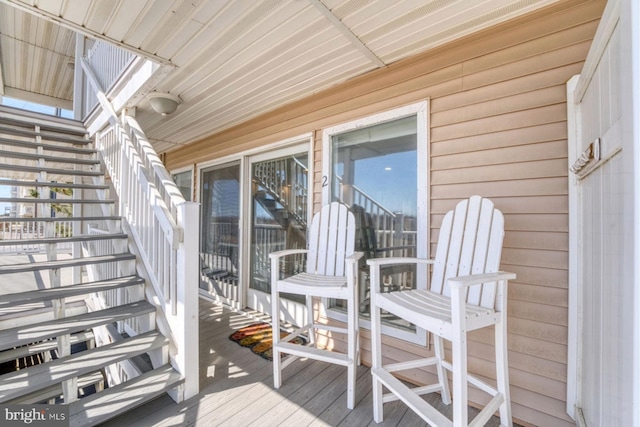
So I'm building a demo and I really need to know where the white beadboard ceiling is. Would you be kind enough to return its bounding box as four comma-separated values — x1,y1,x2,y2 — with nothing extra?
0,0,561,153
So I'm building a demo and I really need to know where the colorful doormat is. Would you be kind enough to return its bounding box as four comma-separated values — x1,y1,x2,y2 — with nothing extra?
229,322,307,361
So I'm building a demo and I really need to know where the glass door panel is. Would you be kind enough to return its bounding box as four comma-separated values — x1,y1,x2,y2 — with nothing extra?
200,163,241,306
331,115,419,330
249,151,308,307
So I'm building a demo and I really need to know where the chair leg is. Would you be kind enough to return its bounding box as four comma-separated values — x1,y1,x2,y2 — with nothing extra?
371,291,383,422
451,330,468,427
346,286,357,409
434,335,451,405
307,295,315,346
271,288,282,389
496,317,512,426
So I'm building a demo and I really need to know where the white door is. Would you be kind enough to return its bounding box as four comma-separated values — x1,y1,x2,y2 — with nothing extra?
567,0,638,424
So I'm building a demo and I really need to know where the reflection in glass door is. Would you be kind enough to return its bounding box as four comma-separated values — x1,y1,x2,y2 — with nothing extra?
200,162,241,307
248,149,309,320
330,114,421,331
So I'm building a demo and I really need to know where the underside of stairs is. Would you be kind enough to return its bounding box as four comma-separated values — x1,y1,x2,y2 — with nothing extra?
0,108,183,426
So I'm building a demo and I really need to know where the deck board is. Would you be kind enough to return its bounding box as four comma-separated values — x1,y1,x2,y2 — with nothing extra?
101,298,515,427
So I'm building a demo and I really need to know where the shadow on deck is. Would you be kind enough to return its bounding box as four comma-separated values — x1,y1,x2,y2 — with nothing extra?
101,298,516,427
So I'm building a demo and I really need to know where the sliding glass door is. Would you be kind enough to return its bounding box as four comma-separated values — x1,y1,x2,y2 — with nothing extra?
200,162,241,307
246,145,310,324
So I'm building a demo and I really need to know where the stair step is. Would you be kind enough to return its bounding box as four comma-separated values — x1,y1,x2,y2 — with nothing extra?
0,330,94,364
0,216,122,223
0,163,102,177
0,137,97,155
0,301,88,331
0,276,144,309
0,124,89,144
0,110,86,134
0,330,169,403
0,149,100,165
0,197,114,204
0,253,136,275
0,301,155,352
0,179,109,190
10,371,105,405
69,365,183,427
0,232,128,247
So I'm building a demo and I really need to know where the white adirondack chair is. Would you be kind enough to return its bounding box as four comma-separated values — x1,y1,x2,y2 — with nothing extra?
270,202,363,408
367,196,516,426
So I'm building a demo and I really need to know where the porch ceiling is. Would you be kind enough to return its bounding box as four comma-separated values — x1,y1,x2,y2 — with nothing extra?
0,0,562,153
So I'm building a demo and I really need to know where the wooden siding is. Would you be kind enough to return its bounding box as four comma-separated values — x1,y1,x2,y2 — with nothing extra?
164,1,606,425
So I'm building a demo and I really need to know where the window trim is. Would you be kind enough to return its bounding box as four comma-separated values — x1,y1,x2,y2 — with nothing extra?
321,100,430,344
170,165,195,202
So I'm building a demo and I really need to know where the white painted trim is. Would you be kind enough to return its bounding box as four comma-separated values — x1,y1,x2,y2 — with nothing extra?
307,0,384,68
196,132,313,172
170,164,193,175
321,101,429,344
574,0,621,102
3,87,72,110
622,0,640,425
73,34,85,120
565,74,581,421
197,159,243,308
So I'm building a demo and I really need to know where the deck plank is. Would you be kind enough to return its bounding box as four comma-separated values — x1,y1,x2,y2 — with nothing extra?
101,299,516,427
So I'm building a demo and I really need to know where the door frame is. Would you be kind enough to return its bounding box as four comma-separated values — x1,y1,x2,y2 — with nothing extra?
197,159,244,309
243,135,314,326
194,133,313,319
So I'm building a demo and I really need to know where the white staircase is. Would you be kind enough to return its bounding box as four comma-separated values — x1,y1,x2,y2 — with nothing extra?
0,107,190,425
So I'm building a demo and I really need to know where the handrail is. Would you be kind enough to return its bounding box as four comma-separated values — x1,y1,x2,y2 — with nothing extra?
81,57,199,401
123,116,186,220
335,175,395,218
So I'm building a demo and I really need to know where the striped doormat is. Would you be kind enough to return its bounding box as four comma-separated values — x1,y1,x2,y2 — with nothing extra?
229,322,307,361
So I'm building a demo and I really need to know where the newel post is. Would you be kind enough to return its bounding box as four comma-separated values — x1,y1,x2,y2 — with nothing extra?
175,201,200,400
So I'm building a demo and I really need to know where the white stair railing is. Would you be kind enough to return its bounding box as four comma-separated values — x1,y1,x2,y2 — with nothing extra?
81,58,199,401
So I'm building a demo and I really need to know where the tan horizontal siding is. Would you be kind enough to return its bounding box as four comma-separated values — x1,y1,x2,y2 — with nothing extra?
164,1,606,425
510,282,569,306
502,264,567,288
431,122,568,156
430,177,568,200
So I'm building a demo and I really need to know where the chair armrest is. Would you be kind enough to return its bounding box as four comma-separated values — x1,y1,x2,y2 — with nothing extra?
268,248,308,260
366,257,433,267
345,251,364,264
447,271,516,289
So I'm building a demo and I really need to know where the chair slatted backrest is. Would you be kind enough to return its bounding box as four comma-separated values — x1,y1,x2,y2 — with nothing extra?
430,196,505,310
307,202,356,276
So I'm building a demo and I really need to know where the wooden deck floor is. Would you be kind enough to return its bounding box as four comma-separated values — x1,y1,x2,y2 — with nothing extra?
102,298,511,427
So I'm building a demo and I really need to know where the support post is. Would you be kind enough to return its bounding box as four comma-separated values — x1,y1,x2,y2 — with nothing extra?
169,201,200,401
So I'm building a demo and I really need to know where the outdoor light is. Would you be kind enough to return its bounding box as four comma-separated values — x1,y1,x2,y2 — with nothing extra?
147,92,182,116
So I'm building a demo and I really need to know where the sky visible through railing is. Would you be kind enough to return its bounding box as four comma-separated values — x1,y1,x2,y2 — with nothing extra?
1,96,73,118
0,96,74,215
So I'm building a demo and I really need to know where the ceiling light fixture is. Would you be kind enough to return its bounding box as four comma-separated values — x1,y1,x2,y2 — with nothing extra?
147,92,182,116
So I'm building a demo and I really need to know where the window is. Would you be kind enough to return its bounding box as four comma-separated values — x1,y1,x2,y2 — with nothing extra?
172,170,192,201
322,102,429,341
